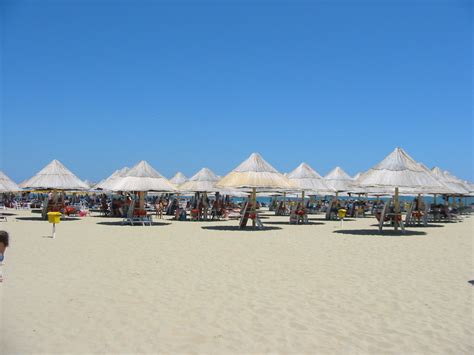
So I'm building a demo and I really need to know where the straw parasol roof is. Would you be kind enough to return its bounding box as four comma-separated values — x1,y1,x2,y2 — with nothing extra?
442,170,471,192
95,167,130,190
287,163,335,195
0,171,21,192
170,172,188,185
431,167,469,195
21,159,89,191
179,168,220,192
216,152,292,191
324,166,355,192
110,161,177,192
357,148,452,195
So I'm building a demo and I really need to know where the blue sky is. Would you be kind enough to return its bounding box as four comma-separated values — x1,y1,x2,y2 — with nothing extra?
1,0,472,183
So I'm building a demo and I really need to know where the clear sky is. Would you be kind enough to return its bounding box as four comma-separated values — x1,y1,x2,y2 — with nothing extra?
1,0,472,183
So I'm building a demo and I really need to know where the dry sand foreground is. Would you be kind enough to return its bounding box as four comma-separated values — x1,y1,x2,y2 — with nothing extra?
1,209,473,354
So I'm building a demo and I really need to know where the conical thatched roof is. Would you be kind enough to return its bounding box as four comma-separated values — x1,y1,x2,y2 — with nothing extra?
170,172,188,185
0,171,21,192
324,167,355,192
442,170,472,192
179,168,220,192
95,167,130,190
110,161,177,192
287,163,335,195
357,148,452,194
216,152,292,191
21,159,89,190
352,172,361,180
431,167,469,195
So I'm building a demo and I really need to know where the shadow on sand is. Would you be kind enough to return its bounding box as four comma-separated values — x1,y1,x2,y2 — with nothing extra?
370,223,444,229
0,212,17,216
201,225,282,232
15,217,82,222
96,221,171,227
264,221,325,226
468,280,474,286
333,229,427,237
310,217,356,222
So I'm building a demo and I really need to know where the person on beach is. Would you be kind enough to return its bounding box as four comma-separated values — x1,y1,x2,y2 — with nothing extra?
0,231,9,283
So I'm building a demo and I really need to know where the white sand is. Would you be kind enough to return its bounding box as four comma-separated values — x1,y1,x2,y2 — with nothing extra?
1,209,473,354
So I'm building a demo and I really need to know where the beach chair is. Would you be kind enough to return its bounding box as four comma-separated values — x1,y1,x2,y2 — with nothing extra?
122,199,151,226
289,205,298,224
404,201,415,226
378,200,389,232
239,202,263,229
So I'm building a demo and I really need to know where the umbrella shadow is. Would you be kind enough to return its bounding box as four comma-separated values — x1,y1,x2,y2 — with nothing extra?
369,223,444,228
468,280,474,286
201,225,282,232
15,217,82,222
310,217,356,222
264,221,325,226
96,221,171,227
0,212,17,216
333,229,427,237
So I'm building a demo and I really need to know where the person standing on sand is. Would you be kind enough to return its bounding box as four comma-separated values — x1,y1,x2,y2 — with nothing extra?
0,231,10,283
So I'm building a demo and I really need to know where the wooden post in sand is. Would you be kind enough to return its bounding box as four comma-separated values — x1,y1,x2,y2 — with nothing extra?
252,187,257,228
394,187,400,231
138,191,145,211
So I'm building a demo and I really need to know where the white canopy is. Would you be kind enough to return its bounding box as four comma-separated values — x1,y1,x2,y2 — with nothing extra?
287,162,335,195
0,171,21,192
110,161,177,192
95,167,130,190
431,167,469,195
21,159,89,191
170,172,188,185
357,147,452,195
216,152,292,191
179,168,219,192
324,166,355,193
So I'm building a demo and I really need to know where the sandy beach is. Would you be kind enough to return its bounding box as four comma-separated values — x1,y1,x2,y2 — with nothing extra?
1,209,473,354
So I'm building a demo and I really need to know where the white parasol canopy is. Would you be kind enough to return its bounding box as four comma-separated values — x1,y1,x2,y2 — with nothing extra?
357,148,452,195
0,171,21,192
431,167,469,195
216,152,292,191
287,162,335,195
170,172,188,185
324,166,355,193
95,167,130,190
179,168,220,192
110,161,177,192
21,159,89,191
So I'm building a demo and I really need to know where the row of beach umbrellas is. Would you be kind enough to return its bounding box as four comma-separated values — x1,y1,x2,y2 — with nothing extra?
1,148,473,197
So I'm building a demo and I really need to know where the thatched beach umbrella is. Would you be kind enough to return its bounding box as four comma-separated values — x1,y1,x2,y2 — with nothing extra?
0,171,21,192
324,167,355,195
110,161,177,212
95,167,130,191
431,167,468,195
179,168,219,193
22,159,89,191
110,161,176,192
287,163,335,195
358,147,451,230
170,172,188,185
217,152,292,228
